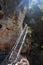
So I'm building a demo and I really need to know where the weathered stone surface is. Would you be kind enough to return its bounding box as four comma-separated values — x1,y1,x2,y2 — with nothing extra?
0,0,26,51
15,58,29,65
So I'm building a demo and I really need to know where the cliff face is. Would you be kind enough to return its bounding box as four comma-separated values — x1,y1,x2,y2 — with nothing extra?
0,0,26,51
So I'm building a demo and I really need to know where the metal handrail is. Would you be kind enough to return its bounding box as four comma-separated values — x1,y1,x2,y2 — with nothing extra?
12,27,28,64
1,24,28,65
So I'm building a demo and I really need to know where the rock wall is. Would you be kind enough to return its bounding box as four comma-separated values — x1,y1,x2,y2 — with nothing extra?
0,0,26,51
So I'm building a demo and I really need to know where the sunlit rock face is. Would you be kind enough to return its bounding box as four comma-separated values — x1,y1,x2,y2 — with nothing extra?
0,0,26,52
15,58,29,65
0,0,27,63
